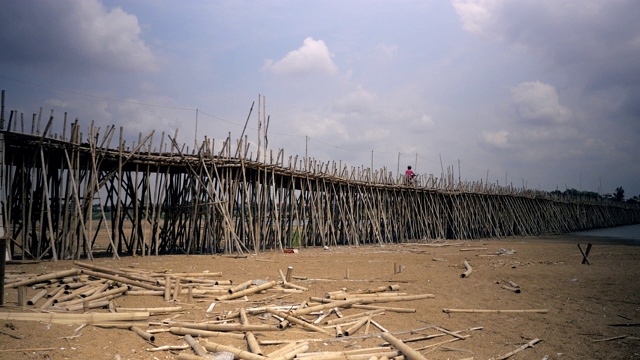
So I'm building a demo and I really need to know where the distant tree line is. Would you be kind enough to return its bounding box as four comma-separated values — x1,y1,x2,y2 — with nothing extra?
549,186,639,204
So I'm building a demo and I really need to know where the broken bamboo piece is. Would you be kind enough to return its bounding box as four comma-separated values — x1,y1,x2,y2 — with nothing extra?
6,269,80,288
241,308,264,356
216,280,277,300
184,334,207,356
495,338,541,359
460,261,472,278
0,311,149,324
204,341,267,360
380,333,427,360
443,308,548,314
265,307,331,335
169,327,246,340
131,326,155,342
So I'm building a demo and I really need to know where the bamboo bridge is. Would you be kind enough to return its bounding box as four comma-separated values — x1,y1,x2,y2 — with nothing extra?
1,99,639,261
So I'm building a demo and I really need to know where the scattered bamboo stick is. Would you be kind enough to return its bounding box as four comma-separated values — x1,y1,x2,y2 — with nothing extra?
592,335,628,342
501,285,521,293
184,334,207,356
204,341,267,360
216,280,277,301
26,289,47,306
148,344,190,352
443,308,548,314
380,332,427,360
130,326,155,342
6,269,80,288
0,311,149,324
265,307,331,335
169,327,246,340
460,261,472,278
495,338,541,359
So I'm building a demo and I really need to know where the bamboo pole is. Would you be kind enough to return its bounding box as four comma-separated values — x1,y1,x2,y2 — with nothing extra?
460,261,472,278
184,334,207,356
292,299,359,316
241,307,264,356
6,269,80,288
442,308,549,314
0,311,149,324
204,341,267,360
495,338,541,360
26,289,47,306
216,280,276,300
265,307,331,335
169,327,246,340
131,326,155,342
168,322,280,332
380,333,427,360
342,316,369,337
269,343,310,360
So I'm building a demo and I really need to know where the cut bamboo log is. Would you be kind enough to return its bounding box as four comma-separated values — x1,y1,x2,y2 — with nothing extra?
342,316,369,337
204,341,267,360
65,299,111,311
131,326,155,342
148,344,190,352
27,289,47,306
495,338,541,360
17,286,26,306
164,274,171,301
292,299,360,316
40,287,65,309
184,334,207,356
460,261,472,278
168,322,280,332
442,308,548,314
380,332,427,360
228,279,254,294
285,266,294,282
325,309,384,326
266,341,309,358
6,269,80,288
0,311,149,324
269,342,309,360
265,307,331,335
217,280,277,300
241,308,264,356
169,327,246,340
80,269,163,291
117,306,183,314
501,285,521,293
177,354,208,360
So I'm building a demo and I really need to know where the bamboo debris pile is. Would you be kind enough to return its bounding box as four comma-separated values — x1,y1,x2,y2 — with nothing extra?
1,101,639,261
0,261,555,358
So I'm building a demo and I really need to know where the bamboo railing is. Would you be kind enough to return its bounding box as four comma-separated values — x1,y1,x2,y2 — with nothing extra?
1,98,639,260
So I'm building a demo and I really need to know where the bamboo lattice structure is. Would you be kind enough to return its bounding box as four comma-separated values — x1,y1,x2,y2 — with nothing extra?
1,95,639,260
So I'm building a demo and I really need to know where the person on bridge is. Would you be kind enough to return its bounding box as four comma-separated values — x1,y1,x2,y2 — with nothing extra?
405,166,416,185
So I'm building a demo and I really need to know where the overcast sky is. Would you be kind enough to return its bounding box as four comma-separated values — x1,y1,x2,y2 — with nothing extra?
1,0,639,197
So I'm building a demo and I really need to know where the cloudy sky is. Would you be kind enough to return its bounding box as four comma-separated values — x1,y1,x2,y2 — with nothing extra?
1,0,639,197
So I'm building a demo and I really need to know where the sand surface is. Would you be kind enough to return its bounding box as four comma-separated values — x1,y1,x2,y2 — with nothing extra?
1,235,639,360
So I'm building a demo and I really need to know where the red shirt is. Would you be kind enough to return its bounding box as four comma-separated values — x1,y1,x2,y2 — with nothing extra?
405,169,415,179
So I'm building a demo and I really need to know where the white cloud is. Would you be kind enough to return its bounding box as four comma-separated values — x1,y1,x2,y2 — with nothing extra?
480,130,509,149
451,0,496,36
263,37,338,76
418,114,434,126
0,0,157,73
511,81,570,124
333,88,376,114
375,43,398,60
